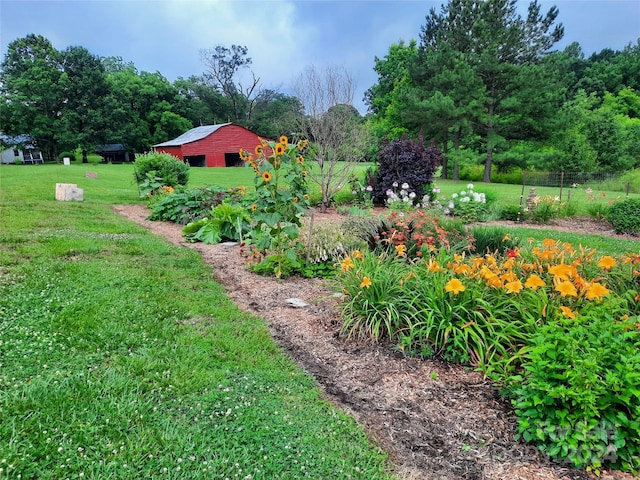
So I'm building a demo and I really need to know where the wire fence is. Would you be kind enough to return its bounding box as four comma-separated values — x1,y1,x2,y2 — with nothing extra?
522,171,634,202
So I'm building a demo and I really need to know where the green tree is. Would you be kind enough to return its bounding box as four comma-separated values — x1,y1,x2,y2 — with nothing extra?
418,0,564,182
247,90,304,140
57,46,110,156
200,44,259,124
0,34,63,161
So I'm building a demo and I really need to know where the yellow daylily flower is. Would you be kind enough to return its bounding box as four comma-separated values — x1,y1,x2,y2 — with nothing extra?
445,278,465,295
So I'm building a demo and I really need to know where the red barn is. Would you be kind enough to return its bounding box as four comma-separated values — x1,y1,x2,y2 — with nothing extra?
153,123,265,167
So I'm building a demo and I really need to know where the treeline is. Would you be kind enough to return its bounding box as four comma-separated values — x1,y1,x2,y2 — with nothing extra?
1,0,639,180
365,1,640,179
0,36,305,161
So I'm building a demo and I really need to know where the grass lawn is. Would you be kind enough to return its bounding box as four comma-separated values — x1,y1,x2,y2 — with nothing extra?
1,163,638,478
0,164,392,479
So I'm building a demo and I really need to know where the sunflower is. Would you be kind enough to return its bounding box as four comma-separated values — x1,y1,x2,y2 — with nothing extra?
251,203,258,211
296,156,305,164
275,143,286,155
254,145,263,155
279,135,289,146
262,171,273,182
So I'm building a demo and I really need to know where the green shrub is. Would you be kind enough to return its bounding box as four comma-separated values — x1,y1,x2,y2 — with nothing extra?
606,198,640,234
133,152,190,197
492,168,524,185
58,151,77,162
509,313,640,473
499,204,524,221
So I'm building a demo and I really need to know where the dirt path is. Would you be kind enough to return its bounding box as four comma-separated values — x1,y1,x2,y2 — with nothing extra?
113,204,636,480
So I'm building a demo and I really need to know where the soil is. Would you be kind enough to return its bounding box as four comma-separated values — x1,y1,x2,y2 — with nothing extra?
112,204,638,480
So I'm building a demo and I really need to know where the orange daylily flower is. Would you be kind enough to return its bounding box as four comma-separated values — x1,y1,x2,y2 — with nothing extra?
555,280,578,298
585,282,610,301
485,273,503,288
559,306,576,319
340,257,354,272
445,278,466,295
426,259,442,273
524,274,546,290
453,264,471,275
505,280,523,294
548,263,574,279
396,244,407,257
597,256,617,270
352,250,364,260
360,276,372,288
501,271,518,283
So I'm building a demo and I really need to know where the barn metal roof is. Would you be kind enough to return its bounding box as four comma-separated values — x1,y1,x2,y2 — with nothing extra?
153,123,231,147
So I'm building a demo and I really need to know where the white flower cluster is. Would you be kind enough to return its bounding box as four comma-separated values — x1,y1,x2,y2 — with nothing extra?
386,182,417,208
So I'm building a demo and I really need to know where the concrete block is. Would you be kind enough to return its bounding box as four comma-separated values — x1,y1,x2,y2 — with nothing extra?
55,183,84,201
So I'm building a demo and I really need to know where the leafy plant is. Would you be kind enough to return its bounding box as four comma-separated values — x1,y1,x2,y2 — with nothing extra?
499,204,524,221
133,151,189,197
182,202,251,244
470,226,520,255
587,202,610,221
606,197,640,234
148,185,228,224
508,313,640,473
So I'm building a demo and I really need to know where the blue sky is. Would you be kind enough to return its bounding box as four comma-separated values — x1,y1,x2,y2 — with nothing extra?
1,0,639,113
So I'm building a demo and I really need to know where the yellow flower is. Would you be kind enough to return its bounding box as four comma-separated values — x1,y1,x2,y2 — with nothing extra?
340,257,354,272
360,276,372,288
395,244,407,257
426,259,442,273
559,306,576,319
485,273,502,289
548,263,573,279
352,250,364,260
585,282,610,301
251,203,258,211
293,196,299,203
453,264,471,275
445,278,465,295
597,256,617,270
275,143,286,155
524,274,546,290
504,280,523,294
555,280,578,298
296,156,305,164
254,145,263,155
262,171,273,182
279,135,289,146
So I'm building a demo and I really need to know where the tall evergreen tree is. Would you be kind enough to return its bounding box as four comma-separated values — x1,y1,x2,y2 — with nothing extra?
418,0,564,181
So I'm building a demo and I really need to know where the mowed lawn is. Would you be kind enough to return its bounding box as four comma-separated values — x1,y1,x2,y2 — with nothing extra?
0,163,392,479
1,163,638,479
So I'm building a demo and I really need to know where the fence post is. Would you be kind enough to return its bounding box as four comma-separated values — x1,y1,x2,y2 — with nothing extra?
559,171,564,201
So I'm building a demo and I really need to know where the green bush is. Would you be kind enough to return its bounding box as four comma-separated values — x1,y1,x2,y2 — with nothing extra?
606,198,640,234
58,151,77,162
499,204,524,221
509,313,640,473
587,202,610,221
133,152,190,197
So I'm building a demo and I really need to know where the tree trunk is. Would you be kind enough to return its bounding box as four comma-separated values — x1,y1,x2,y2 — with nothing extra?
483,146,493,183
